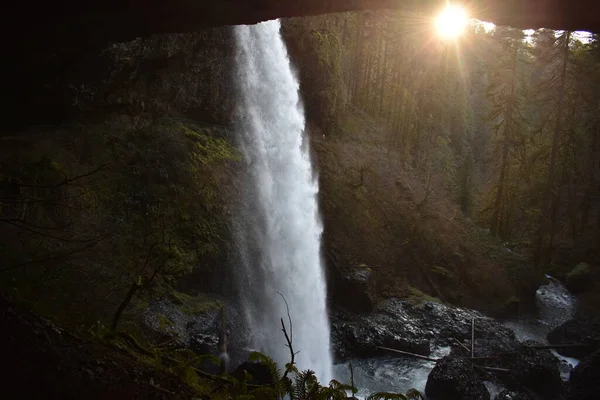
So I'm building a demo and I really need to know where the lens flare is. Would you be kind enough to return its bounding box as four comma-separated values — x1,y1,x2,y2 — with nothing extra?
435,5,468,39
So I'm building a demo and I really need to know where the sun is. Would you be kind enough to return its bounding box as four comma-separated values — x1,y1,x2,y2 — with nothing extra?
435,5,468,39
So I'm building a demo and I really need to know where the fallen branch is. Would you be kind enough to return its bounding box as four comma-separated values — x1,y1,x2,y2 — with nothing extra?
452,337,471,353
471,318,475,357
377,346,438,362
469,356,507,360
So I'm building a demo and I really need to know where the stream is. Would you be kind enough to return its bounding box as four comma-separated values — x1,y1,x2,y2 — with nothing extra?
332,277,578,397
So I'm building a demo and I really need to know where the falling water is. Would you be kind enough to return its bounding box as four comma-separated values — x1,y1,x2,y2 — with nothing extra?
233,20,332,382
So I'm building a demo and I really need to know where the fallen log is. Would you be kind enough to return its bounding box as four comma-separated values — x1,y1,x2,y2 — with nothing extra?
478,366,510,373
377,346,439,362
527,343,593,350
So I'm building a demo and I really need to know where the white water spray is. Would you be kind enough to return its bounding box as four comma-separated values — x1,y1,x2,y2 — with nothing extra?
233,20,332,382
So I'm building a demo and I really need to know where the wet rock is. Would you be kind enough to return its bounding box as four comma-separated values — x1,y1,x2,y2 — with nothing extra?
547,318,600,358
142,297,249,364
567,349,600,400
494,390,532,400
504,344,564,400
557,358,575,380
565,263,593,294
331,265,376,313
331,298,518,362
330,315,430,360
425,356,490,400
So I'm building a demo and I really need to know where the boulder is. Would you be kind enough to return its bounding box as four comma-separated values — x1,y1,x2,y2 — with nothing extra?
567,350,600,400
504,344,564,400
547,318,600,359
142,297,249,365
231,361,275,386
425,356,490,400
565,263,593,294
330,298,519,362
330,315,430,361
332,265,376,313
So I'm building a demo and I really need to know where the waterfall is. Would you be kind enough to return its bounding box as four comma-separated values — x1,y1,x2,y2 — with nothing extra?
232,20,332,383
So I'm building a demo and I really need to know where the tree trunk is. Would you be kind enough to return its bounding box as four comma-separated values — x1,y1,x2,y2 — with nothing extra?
491,44,519,237
534,31,571,270
379,35,388,117
111,282,140,331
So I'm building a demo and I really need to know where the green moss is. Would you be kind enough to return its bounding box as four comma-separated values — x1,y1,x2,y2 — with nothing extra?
158,314,174,329
567,262,591,280
357,263,372,272
407,286,440,304
566,262,593,294
502,296,520,313
430,265,453,279
181,125,240,165
169,291,222,316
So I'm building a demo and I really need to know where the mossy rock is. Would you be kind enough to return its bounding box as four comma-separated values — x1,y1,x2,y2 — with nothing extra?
501,296,520,315
430,265,454,280
407,286,440,304
167,291,222,316
566,262,593,294
158,314,174,329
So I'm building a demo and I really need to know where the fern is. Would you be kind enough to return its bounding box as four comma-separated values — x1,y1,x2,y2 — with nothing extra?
248,351,282,382
233,395,256,400
405,389,424,399
248,351,286,397
294,370,322,400
366,392,408,400
248,386,279,400
327,379,356,394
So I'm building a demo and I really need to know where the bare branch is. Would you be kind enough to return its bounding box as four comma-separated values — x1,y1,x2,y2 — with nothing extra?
278,291,298,380
278,291,293,345
0,197,85,210
11,163,110,189
1,219,97,243
0,217,73,231
0,222,120,273
0,239,103,273
416,174,434,211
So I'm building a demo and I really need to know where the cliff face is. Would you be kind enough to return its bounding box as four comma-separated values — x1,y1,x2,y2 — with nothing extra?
0,16,538,322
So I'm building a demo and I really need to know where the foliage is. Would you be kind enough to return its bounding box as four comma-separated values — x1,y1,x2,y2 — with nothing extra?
0,117,239,328
284,12,600,274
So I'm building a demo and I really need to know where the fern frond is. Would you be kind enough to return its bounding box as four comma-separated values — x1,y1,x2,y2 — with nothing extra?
285,362,299,376
248,351,282,383
233,395,256,400
316,386,347,400
366,392,408,400
405,389,423,399
248,386,279,400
